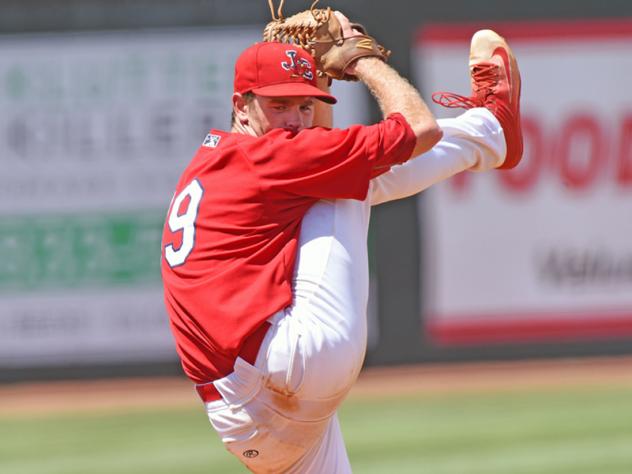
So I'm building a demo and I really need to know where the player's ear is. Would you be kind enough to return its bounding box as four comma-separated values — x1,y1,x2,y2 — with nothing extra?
233,93,249,125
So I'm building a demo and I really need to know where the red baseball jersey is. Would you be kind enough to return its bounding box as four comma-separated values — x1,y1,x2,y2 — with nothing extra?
161,113,416,383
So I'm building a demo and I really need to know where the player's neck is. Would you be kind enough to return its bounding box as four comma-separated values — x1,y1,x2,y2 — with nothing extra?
231,121,259,137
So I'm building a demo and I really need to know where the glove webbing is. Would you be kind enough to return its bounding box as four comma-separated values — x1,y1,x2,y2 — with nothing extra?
265,1,333,51
267,0,324,21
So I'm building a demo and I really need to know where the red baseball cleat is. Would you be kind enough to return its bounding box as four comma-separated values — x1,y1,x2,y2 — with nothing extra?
432,29,523,169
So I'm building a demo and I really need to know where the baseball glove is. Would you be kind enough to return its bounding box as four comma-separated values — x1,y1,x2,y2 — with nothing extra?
263,0,390,81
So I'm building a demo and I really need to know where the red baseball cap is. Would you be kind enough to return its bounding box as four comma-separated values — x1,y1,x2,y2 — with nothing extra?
234,42,337,104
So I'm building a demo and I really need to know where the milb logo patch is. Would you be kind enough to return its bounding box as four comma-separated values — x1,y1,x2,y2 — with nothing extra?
202,133,221,148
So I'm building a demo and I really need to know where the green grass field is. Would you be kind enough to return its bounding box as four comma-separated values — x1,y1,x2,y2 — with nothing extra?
2,385,632,474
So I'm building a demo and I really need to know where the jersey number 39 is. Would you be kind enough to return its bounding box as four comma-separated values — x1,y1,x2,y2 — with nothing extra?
164,179,203,267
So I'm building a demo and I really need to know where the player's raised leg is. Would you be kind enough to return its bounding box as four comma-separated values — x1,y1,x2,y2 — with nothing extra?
433,29,523,169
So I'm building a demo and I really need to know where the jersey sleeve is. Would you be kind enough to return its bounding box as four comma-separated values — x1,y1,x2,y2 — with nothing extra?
241,113,416,200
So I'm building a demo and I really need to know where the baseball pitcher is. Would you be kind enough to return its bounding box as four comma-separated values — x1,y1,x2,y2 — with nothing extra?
161,6,521,473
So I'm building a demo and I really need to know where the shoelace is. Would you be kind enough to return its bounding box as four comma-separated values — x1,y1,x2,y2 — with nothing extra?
432,63,499,109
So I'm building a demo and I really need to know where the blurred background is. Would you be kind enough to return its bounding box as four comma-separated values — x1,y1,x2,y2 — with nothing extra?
1,1,632,473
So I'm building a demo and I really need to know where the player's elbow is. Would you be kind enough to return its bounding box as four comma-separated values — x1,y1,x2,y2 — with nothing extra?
411,122,443,157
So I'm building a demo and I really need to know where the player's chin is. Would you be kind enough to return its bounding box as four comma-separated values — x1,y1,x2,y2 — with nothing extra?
282,126,301,135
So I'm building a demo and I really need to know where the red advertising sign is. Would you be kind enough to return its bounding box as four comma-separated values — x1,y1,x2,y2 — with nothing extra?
415,19,632,345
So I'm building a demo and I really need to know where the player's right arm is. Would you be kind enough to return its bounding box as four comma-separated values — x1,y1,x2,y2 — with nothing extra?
336,12,442,158
353,58,442,158
240,114,417,202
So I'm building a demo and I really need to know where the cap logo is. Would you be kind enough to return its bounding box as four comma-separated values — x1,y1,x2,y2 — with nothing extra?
280,50,314,80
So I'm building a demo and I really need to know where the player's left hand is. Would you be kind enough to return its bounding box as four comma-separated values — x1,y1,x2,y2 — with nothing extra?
263,4,390,81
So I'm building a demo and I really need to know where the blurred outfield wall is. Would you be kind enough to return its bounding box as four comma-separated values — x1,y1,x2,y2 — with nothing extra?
1,0,632,381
